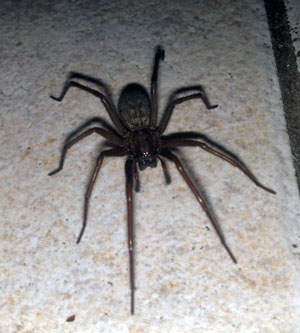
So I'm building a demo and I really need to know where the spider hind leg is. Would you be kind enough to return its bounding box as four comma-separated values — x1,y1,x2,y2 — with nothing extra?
125,158,136,314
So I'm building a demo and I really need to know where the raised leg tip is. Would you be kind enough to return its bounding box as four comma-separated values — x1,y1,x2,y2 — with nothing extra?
48,169,59,176
155,45,165,60
50,95,61,102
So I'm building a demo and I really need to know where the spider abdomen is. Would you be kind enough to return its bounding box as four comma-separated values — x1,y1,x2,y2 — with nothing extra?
118,84,151,131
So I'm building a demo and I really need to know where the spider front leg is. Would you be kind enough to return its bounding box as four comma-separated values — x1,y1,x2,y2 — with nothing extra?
132,156,170,193
48,127,123,176
162,139,276,194
133,160,140,192
125,158,136,314
150,46,165,127
157,155,171,184
77,148,125,243
158,90,218,134
161,150,237,264
51,74,127,136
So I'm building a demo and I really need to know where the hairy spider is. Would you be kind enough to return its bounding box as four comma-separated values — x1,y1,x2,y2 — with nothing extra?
49,46,276,314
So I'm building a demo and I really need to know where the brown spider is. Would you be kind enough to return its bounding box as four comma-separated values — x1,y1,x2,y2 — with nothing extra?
49,46,276,314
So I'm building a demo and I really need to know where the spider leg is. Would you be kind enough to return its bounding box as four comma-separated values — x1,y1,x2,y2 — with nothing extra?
162,139,276,194
161,150,237,264
133,159,140,192
158,92,218,134
48,127,123,176
150,46,165,127
52,71,113,100
125,158,136,314
77,148,125,244
51,79,127,136
172,85,219,109
156,155,171,184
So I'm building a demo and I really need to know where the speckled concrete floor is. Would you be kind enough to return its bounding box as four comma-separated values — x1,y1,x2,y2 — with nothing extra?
1,0,300,331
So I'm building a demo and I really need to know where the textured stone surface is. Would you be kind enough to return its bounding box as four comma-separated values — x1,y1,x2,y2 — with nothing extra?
0,0,299,331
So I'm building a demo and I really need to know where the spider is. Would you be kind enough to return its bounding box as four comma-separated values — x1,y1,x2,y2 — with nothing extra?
49,46,276,314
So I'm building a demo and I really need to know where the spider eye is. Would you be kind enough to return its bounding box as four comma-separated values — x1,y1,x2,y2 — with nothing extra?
138,153,157,170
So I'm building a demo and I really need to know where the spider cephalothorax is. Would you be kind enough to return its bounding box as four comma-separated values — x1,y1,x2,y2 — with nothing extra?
126,128,160,170
49,46,275,314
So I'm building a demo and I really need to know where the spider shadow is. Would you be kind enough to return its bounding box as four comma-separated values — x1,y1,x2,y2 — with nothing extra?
167,84,208,98
164,84,218,110
63,116,122,145
67,71,115,107
162,131,242,162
